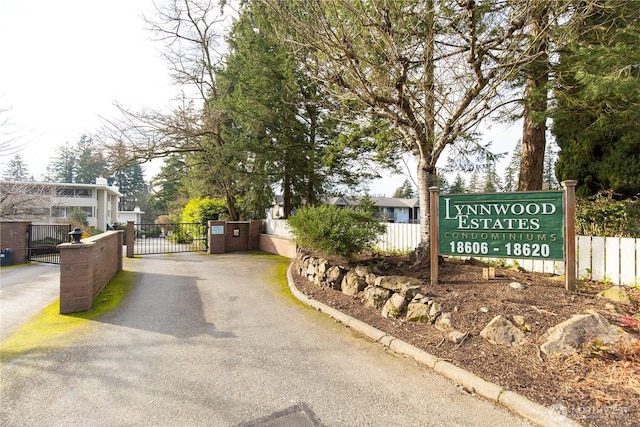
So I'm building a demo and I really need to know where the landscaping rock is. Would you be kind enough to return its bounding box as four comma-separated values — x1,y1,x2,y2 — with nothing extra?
597,286,631,305
362,286,392,309
325,266,344,290
447,330,467,344
509,281,526,290
353,265,369,278
374,275,422,299
365,272,377,287
480,315,526,347
435,312,454,331
540,311,635,356
428,301,442,323
381,293,408,319
341,271,367,296
406,302,430,322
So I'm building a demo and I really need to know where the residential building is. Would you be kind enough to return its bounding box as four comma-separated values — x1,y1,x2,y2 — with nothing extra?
0,177,122,231
327,196,420,223
267,196,420,223
118,206,145,225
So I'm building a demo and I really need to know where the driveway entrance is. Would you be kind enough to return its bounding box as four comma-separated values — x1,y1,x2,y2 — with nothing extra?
1,253,530,426
130,222,207,255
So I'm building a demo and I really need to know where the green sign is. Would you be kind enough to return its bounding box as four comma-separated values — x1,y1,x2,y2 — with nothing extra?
438,191,565,260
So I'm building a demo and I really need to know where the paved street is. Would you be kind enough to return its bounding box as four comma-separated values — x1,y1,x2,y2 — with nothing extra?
0,262,60,340
0,253,530,426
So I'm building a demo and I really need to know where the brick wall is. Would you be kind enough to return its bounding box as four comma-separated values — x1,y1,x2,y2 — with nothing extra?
208,221,262,254
0,221,30,264
59,231,123,314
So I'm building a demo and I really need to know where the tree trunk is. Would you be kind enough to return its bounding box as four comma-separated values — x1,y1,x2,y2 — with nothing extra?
282,168,292,219
413,0,436,267
225,190,239,221
518,114,546,191
518,4,549,191
413,158,436,266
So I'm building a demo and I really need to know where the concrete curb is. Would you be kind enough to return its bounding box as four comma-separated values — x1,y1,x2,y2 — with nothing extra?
286,264,582,427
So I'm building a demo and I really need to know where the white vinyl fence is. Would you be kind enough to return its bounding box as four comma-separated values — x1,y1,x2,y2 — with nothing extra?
263,219,639,286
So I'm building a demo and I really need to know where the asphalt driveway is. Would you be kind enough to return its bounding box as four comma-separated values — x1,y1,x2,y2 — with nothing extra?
0,262,60,340
0,253,530,426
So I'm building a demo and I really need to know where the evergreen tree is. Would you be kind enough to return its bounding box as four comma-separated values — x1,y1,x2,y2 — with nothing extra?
503,140,522,193
2,154,29,181
113,165,148,212
483,162,502,193
265,0,551,262
449,174,466,194
435,174,450,195
75,135,108,184
468,172,482,193
393,179,415,198
542,141,559,190
553,1,640,197
47,142,76,182
150,154,188,215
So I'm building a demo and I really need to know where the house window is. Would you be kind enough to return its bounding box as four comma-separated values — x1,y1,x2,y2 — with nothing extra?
56,188,75,197
76,189,92,197
26,207,49,215
51,206,65,217
51,206,94,217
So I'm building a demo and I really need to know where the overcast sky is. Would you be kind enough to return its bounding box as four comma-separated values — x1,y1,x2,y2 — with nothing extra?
0,1,519,196
0,0,174,180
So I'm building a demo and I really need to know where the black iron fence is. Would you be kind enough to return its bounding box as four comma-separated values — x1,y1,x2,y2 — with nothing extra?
131,223,208,255
28,224,72,264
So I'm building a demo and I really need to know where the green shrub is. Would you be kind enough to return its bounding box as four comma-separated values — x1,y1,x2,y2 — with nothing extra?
70,208,89,227
180,197,227,225
576,193,640,237
287,205,387,260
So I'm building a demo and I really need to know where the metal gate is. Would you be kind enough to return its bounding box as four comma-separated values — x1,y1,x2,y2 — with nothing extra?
28,224,72,264
131,223,208,255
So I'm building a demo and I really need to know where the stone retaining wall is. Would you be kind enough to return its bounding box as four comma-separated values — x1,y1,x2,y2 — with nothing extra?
293,252,446,325
294,252,638,352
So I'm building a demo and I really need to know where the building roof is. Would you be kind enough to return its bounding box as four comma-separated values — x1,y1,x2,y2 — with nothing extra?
0,179,123,197
325,196,419,208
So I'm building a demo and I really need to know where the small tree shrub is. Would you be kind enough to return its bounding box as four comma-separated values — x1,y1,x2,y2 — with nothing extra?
576,193,640,237
180,197,227,225
287,204,387,261
70,208,89,227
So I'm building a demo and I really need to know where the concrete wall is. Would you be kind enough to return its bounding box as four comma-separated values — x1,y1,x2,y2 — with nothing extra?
259,234,297,258
59,231,123,314
0,221,30,265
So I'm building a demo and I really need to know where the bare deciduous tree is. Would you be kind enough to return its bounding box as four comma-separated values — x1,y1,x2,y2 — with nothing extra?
0,182,53,221
97,0,242,218
0,103,27,158
263,0,551,263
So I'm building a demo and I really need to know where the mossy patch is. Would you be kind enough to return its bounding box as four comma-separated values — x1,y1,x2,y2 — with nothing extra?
0,270,136,363
245,251,304,307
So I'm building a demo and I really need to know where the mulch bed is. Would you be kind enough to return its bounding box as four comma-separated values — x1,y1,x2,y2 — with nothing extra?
292,253,640,427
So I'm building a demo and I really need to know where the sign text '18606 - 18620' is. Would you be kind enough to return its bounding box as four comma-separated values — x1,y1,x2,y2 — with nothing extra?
438,191,565,260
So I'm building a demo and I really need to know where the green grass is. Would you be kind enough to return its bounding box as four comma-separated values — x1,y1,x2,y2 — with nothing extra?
0,270,136,363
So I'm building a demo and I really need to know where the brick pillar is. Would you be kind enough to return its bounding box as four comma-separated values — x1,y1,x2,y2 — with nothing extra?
0,221,30,264
126,221,135,258
59,243,93,314
117,230,124,271
249,220,262,251
208,221,226,254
